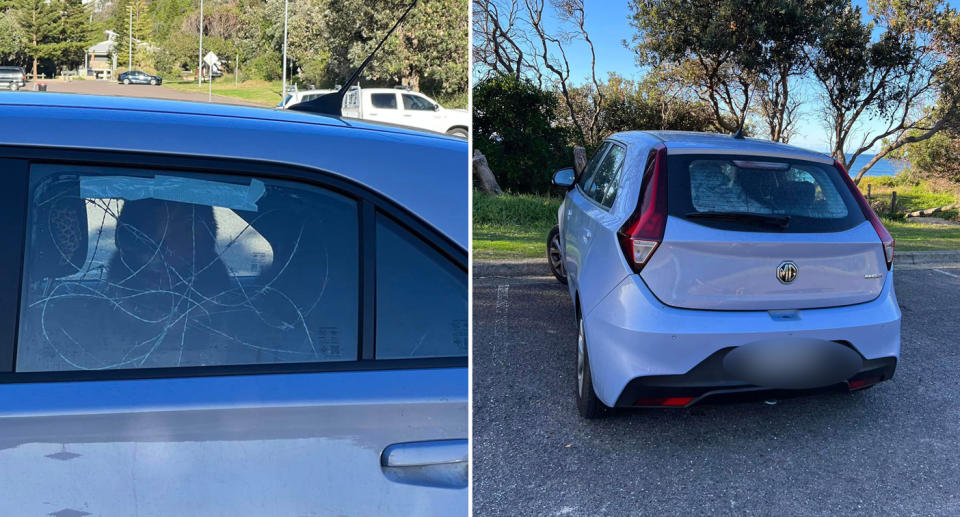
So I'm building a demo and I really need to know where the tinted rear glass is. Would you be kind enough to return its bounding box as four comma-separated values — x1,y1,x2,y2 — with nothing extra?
667,154,865,233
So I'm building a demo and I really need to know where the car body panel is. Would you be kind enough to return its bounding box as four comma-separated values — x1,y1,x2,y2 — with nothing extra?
0,93,467,249
583,271,901,406
0,368,467,516
641,217,887,310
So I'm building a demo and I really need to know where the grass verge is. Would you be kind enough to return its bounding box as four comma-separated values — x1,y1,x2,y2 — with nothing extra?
162,76,282,106
473,190,960,261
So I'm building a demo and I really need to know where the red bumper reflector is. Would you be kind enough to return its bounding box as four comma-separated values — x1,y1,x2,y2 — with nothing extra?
849,377,882,390
634,397,694,407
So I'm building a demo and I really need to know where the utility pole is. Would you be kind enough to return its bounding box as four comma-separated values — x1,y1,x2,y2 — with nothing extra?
281,0,289,103
235,53,239,87
198,0,204,86
128,5,132,72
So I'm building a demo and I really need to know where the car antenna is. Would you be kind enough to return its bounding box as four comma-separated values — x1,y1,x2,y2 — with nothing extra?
731,120,746,139
289,0,418,116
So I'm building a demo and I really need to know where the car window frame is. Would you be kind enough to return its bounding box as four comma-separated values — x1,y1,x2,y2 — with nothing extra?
578,140,627,211
576,142,610,193
0,146,467,383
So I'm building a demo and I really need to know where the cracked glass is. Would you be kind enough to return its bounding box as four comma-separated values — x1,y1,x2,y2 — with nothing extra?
17,164,359,371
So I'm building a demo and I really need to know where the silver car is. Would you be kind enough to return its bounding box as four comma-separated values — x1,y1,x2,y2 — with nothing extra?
552,131,900,418
0,92,468,515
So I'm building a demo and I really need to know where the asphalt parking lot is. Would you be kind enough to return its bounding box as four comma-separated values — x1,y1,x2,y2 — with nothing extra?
14,78,261,106
473,265,960,516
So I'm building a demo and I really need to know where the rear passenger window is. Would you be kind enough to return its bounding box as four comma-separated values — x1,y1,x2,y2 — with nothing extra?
17,164,359,371
583,144,625,206
371,93,398,109
576,143,609,191
375,214,467,359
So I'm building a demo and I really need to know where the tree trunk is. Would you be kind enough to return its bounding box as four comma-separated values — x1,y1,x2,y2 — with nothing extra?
573,146,587,176
905,203,960,218
472,150,503,195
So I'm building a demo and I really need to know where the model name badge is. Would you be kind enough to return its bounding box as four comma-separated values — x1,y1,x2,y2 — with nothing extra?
864,273,882,279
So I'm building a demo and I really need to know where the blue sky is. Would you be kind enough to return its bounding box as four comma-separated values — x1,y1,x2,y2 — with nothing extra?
537,0,923,154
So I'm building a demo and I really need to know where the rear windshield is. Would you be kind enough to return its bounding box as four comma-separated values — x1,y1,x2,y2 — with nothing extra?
667,153,865,233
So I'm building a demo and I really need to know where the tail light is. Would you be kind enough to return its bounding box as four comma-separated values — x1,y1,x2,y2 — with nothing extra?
634,396,693,407
618,144,668,273
834,160,894,269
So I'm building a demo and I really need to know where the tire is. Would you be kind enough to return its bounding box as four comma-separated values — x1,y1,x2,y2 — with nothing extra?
10,83,19,91
150,79,157,85
446,127,468,139
123,78,130,85
576,315,607,419
547,225,567,284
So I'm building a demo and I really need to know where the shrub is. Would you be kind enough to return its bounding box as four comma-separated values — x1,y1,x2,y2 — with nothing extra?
473,75,572,194
247,51,281,81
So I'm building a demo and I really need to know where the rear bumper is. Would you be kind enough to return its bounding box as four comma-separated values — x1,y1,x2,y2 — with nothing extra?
582,271,901,407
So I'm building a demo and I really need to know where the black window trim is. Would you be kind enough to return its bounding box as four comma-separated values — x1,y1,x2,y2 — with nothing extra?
0,145,467,383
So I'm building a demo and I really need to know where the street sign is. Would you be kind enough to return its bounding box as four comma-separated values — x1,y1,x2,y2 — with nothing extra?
203,52,218,66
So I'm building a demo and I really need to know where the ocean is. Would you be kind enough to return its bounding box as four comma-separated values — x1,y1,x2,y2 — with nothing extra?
848,153,907,177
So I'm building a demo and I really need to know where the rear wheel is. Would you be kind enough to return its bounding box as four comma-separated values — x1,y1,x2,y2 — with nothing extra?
446,127,468,139
576,315,607,419
123,78,130,85
547,225,567,284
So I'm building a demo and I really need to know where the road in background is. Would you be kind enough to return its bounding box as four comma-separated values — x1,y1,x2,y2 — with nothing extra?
18,79,262,106
473,266,960,516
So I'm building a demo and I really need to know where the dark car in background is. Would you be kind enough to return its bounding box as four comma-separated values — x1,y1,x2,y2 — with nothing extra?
118,70,162,85
0,66,26,91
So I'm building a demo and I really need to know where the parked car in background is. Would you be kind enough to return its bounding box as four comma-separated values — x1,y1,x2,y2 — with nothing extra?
0,92,468,515
118,70,162,85
282,85,469,138
551,131,900,419
277,88,338,109
0,66,26,90
343,87,469,138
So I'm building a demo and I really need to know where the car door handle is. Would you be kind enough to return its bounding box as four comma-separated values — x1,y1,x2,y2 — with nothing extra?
381,439,467,489
582,228,592,244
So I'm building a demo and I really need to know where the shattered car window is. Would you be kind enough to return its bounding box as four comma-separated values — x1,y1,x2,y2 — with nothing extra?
17,164,359,371
688,160,849,218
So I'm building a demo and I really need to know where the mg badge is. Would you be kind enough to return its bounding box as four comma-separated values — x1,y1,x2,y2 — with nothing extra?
777,261,798,284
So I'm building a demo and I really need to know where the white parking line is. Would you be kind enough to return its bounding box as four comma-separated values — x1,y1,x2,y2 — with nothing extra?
493,284,510,354
933,268,960,279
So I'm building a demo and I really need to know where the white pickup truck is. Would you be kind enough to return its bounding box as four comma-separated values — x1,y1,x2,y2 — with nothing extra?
280,86,469,138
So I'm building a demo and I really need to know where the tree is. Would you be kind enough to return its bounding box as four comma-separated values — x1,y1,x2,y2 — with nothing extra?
111,0,150,70
0,16,28,66
628,0,836,140
810,0,960,182
13,0,57,79
473,74,571,193
325,0,468,96
46,0,93,74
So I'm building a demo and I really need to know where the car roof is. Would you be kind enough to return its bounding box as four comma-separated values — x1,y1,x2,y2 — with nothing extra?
610,130,833,164
0,93,467,248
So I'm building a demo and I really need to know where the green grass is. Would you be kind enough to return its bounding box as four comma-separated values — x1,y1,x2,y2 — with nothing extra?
858,176,959,219
473,190,960,260
163,75,468,109
473,191,561,260
881,217,960,251
162,76,283,106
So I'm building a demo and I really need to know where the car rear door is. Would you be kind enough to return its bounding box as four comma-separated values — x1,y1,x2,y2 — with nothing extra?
365,92,404,126
640,152,885,310
0,152,468,516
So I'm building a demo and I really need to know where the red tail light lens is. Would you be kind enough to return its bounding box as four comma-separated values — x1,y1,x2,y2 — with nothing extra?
835,160,894,269
848,377,882,390
618,144,668,273
634,396,693,407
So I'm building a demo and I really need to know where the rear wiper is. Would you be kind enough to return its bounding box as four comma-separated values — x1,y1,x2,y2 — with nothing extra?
686,211,791,229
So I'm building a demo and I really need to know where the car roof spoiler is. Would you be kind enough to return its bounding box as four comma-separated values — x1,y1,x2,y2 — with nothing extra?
288,0,418,117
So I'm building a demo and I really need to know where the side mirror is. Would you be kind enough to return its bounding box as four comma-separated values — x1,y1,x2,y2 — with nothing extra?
552,168,576,189
433,104,440,111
